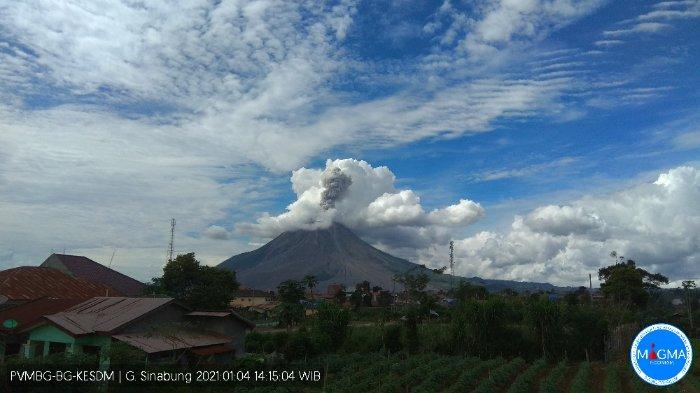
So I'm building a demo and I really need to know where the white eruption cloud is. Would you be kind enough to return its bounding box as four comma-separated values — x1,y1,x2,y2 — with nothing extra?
237,158,485,247
417,165,700,286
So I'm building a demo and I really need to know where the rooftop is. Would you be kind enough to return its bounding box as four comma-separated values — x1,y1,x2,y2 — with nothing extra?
42,254,146,296
44,297,175,335
0,298,83,334
0,266,121,301
112,331,231,354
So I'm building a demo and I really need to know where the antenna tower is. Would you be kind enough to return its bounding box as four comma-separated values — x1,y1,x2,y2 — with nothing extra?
108,249,116,269
167,218,176,262
449,240,455,291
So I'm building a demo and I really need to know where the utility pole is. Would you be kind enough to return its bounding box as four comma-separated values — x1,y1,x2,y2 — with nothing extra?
589,273,592,290
167,218,176,263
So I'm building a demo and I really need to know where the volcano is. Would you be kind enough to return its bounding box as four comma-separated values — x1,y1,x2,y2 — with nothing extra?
219,223,562,292
219,223,428,290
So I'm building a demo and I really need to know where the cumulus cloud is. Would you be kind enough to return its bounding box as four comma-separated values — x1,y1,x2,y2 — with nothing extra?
203,226,231,240
237,158,485,247
0,0,694,283
417,166,700,286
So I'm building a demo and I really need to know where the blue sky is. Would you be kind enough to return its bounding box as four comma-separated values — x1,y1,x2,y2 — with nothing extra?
0,0,698,286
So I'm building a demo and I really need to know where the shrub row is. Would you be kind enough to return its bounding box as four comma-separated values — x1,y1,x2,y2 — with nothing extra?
539,359,567,393
506,358,548,393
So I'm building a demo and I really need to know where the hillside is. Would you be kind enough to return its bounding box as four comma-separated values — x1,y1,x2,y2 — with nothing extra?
219,223,562,292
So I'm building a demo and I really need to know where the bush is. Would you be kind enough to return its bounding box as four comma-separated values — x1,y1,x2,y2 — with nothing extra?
539,359,567,393
570,362,591,393
505,358,547,393
311,302,350,352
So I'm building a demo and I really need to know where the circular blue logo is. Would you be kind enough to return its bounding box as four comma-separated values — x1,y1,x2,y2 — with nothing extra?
630,324,693,386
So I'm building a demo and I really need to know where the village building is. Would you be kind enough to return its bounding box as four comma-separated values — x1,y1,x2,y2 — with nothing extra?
21,297,254,366
0,266,123,359
41,253,146,296
229,289,274,308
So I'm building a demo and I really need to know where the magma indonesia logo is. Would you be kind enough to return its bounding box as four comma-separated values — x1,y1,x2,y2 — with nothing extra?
630,324,693,386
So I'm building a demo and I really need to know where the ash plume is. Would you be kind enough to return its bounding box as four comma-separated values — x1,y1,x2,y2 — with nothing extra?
320,167,352,210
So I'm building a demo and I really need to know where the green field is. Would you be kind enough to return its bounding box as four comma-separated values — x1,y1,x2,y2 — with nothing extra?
233,351,700,393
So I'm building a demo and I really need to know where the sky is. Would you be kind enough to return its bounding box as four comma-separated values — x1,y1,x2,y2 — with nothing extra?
0,0,698,287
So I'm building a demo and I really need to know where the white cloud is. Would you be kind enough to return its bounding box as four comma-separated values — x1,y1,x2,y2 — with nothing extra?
237,158,484,247
455,0,605,58
203,226,231,240
0,0,695,284
417,166,700,286
594,39,624,47
603,22,670,36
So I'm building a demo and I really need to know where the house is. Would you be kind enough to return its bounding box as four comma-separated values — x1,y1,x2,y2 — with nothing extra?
41,253,146,296
0,266,121,307
0,266,123,360
0,298,83,359
22,297,255,367
230,289,274,308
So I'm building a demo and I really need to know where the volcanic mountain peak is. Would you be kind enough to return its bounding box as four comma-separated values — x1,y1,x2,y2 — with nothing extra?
219,223,562,293
219,223,419,290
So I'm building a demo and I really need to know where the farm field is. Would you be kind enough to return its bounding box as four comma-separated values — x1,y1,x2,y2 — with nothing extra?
234,351,700,393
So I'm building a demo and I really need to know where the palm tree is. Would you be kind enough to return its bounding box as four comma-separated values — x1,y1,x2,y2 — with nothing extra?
303,275,318,297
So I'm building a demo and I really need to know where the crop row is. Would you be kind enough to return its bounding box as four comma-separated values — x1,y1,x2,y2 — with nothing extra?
472,357,526,393
412,356,480,393
443,357,504,393
375,355,454,393
539,359,567,393
506,358,548,393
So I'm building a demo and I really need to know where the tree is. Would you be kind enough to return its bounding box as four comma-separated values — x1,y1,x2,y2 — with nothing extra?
312,303,350,352
682,280,696,330
454,280,487,301
277,280,306,303
598,251,669,308
302,275,318,297
276,280,306,329
149,253,238,309
350,281,372,308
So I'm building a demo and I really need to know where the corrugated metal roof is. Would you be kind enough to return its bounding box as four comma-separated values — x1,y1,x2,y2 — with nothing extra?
45,297,175,335
0,298,82,334
186,310,256,329
112,331,231,354
42,254,146,296
0,267,122,300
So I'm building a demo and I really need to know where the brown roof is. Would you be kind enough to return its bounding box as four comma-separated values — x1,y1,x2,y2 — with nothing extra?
0,267,121,301
42,254,146,296
112,331,231,354
0,298,83,334
45,297,175,336
186,310,256,329
191,344,235,356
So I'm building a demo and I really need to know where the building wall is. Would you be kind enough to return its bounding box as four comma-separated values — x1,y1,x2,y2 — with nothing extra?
187,317,250,356
230,296,269,308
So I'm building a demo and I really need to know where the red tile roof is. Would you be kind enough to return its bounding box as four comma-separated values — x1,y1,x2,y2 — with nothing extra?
0,298,83,334
45,297,176,335
42,254,146,296
0,267,122,301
